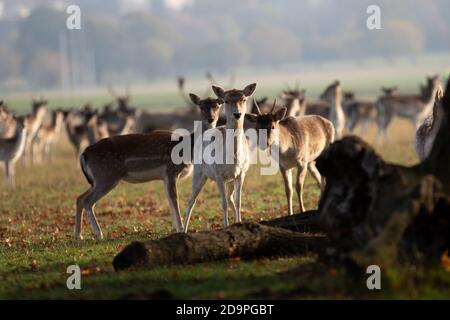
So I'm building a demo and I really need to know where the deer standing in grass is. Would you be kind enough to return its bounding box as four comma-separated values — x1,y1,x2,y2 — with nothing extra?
183,83,256,232
415,88,445,161
0,116,27,188
320,80,345,139
376,75,442,144
74,96,223,239
246,100,335,215
23,100,47,165
34,109,65,163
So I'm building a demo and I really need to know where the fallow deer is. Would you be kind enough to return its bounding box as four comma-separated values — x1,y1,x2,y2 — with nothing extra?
0,102,16,138
134,77,201,133
183,83,256,232
376,75,442,144
319,80,345,139
343,91,376,133
23,99,47,164
74,96,223,239
34,109,65,162
415,89,445,161
0,116,27,188
246,100,335,214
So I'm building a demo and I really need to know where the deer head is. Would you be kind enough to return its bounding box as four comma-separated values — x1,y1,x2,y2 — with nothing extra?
245,99,287,150
212,83,257,125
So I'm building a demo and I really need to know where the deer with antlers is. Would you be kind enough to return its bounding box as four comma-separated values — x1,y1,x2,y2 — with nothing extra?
0,116,27,188
376,75,443,144
74,95,224,239
183,83,256,232
246,100,335,214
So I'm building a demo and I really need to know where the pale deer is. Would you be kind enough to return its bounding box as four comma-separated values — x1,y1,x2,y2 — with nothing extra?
23,99,47,164
376,75,442,144
246,100,335,215
74,96,223,239
0,116,27,188
320,80,345,139
183,83,256,232
415,89,445,161
34,109,65,163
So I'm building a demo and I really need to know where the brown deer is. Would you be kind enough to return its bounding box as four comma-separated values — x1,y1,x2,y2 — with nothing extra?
23,99,47,165
246,100,335,214
0,116,27,188
343,91,377,133
376,75,442,144
134,77,201,133
0,102,16,138
34,109,65,163
74,96,223,239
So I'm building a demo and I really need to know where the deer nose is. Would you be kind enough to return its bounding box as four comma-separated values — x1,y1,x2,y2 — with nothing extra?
233,113,242,119
207,118,214,123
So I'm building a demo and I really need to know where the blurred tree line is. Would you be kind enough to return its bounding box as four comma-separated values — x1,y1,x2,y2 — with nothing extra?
0,0,449,89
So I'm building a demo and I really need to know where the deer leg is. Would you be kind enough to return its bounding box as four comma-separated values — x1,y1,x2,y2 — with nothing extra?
164,175,183,233
280,167,293,215
308,161,323,192
295,162,308,213
75,188,92,240
5,161,15,189
183,171,207,233
81,182,117,239
216,178,229,228
233,173,245,223
225,180,237,223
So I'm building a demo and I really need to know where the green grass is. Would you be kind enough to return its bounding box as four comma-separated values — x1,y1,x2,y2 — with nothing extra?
1,115,449,299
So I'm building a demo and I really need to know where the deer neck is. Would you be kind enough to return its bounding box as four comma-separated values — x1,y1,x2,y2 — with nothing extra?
419,86,440,121
286,98,300,117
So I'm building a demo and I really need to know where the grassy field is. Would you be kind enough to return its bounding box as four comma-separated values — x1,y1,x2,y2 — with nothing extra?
1,67,450,299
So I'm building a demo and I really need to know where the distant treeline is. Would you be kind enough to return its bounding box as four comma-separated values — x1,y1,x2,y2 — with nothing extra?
0,0,449,89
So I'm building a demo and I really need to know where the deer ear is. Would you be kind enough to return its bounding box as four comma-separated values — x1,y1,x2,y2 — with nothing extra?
189,93,201,106
245,113,258,123
243,83,257,97
274,107,287,121
212,85,225,99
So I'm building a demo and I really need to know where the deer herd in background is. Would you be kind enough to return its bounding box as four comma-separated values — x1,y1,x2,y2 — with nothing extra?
0,73,445,238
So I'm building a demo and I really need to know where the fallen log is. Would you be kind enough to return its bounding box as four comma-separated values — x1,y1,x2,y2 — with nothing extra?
261,210,322,233
113,222,325,270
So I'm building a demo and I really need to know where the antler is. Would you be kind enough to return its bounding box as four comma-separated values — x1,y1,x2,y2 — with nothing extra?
270,99,277,114
107,84,118,99
253,98,262,115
